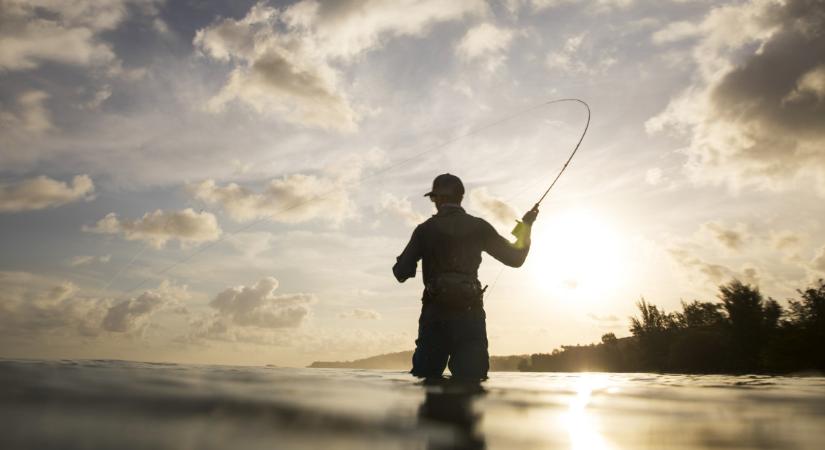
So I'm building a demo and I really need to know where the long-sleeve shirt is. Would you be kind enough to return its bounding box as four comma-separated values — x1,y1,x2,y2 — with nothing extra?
393,205,531,321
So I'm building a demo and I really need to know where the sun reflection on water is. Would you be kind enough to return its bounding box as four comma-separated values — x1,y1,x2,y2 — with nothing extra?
563,374,615,450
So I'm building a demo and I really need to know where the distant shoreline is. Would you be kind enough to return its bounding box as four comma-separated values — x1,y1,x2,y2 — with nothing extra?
308,350,527,372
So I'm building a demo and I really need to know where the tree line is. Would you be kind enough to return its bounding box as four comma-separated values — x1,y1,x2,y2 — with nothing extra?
518,279,825,374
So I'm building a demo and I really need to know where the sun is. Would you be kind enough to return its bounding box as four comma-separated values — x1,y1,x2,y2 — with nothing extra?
527,208,627,303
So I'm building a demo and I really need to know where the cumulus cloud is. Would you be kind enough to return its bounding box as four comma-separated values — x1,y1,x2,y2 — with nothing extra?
513,0,635,13
545,33,615,75
0,90,53,133
338,308,382,320
183,277,314,344
784,64,825,103
85,208,222,248
0,175,94,213
0,0,150,71
668,246,759,286
188,175,354,225
0,272,107,339
701,222,749,251
0,0,116,70
647,0,825,194
377,193,427,226
468,187,517,228
0,272,183,340
194,0,484,130
0,272,188,344
103,281,189,334
669,247,731,284
455,22,515,71
82,85,113,110
189,148,382,225
209,277,313,328
771,230,802,253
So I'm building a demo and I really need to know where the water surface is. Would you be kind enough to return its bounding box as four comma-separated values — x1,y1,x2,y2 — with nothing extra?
1,359,823,449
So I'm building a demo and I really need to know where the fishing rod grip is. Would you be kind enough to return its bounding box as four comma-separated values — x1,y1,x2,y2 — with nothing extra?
511,203,540,238
511,221,526,238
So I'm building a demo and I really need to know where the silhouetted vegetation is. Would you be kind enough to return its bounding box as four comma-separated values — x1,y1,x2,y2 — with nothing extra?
310,279,825,375
519,279,825,374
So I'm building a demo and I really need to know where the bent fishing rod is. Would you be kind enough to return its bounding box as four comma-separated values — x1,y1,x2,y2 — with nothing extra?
511,98,591,237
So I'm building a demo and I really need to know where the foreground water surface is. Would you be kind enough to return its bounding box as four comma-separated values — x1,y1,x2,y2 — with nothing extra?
1,359,824,449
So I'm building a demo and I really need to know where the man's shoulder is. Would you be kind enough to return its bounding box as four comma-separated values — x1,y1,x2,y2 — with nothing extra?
429,209,492,229
460,211,494,228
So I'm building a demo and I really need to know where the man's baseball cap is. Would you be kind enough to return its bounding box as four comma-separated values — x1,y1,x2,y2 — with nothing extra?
424,173,465,197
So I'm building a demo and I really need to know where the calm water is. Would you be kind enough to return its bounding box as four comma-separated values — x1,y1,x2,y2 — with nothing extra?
1,359,824,450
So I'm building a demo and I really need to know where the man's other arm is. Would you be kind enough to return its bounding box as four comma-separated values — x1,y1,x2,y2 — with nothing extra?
393,225,423,282
481,220,531,268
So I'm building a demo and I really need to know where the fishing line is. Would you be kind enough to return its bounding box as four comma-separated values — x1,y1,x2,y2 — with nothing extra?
114,98,591,298
481,98,590,301
520,98,590,209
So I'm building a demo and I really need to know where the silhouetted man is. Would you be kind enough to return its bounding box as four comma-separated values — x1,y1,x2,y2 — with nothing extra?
393,173,538,380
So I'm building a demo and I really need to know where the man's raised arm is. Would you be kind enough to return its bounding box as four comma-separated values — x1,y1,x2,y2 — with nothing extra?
482,207,538,268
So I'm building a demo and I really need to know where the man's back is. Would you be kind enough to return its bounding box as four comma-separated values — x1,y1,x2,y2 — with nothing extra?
393,174,537,380
393,205,530,287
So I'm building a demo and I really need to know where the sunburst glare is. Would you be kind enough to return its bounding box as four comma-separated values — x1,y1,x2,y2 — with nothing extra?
528,208,628,303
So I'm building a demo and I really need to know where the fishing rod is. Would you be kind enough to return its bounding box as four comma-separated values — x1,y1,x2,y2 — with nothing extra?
511,98,591,237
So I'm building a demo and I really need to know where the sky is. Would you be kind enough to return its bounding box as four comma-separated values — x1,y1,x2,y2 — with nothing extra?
1,0,824,367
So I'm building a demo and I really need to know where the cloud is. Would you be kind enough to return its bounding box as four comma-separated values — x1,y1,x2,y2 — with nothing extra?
0,0,117,70
455,22,515,71
82,85,113,110
545,34,588,74
0,272,189,341
468,187,517,228
0,272,107,339
188,175,354,225
0,175,94,213
647,0,825,194
544,33,615,75
771,230,802,253
0,90,53,133
645,167,663,185
103,281,189,334
668,246,759,286
784,64,825,103
651,20,701,45
209,277,313,329
180,277,315,346
338,308,381,320
0,0,148,72
377,193,426,226
226,232,275,258
701,222,749,251
189,148,382,225
194,0,485,130
85,208,222,248
517,0,635,13
811,246,825,274
68,254,111,267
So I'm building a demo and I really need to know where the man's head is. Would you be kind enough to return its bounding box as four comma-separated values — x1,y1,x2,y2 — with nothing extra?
424,173,464,208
